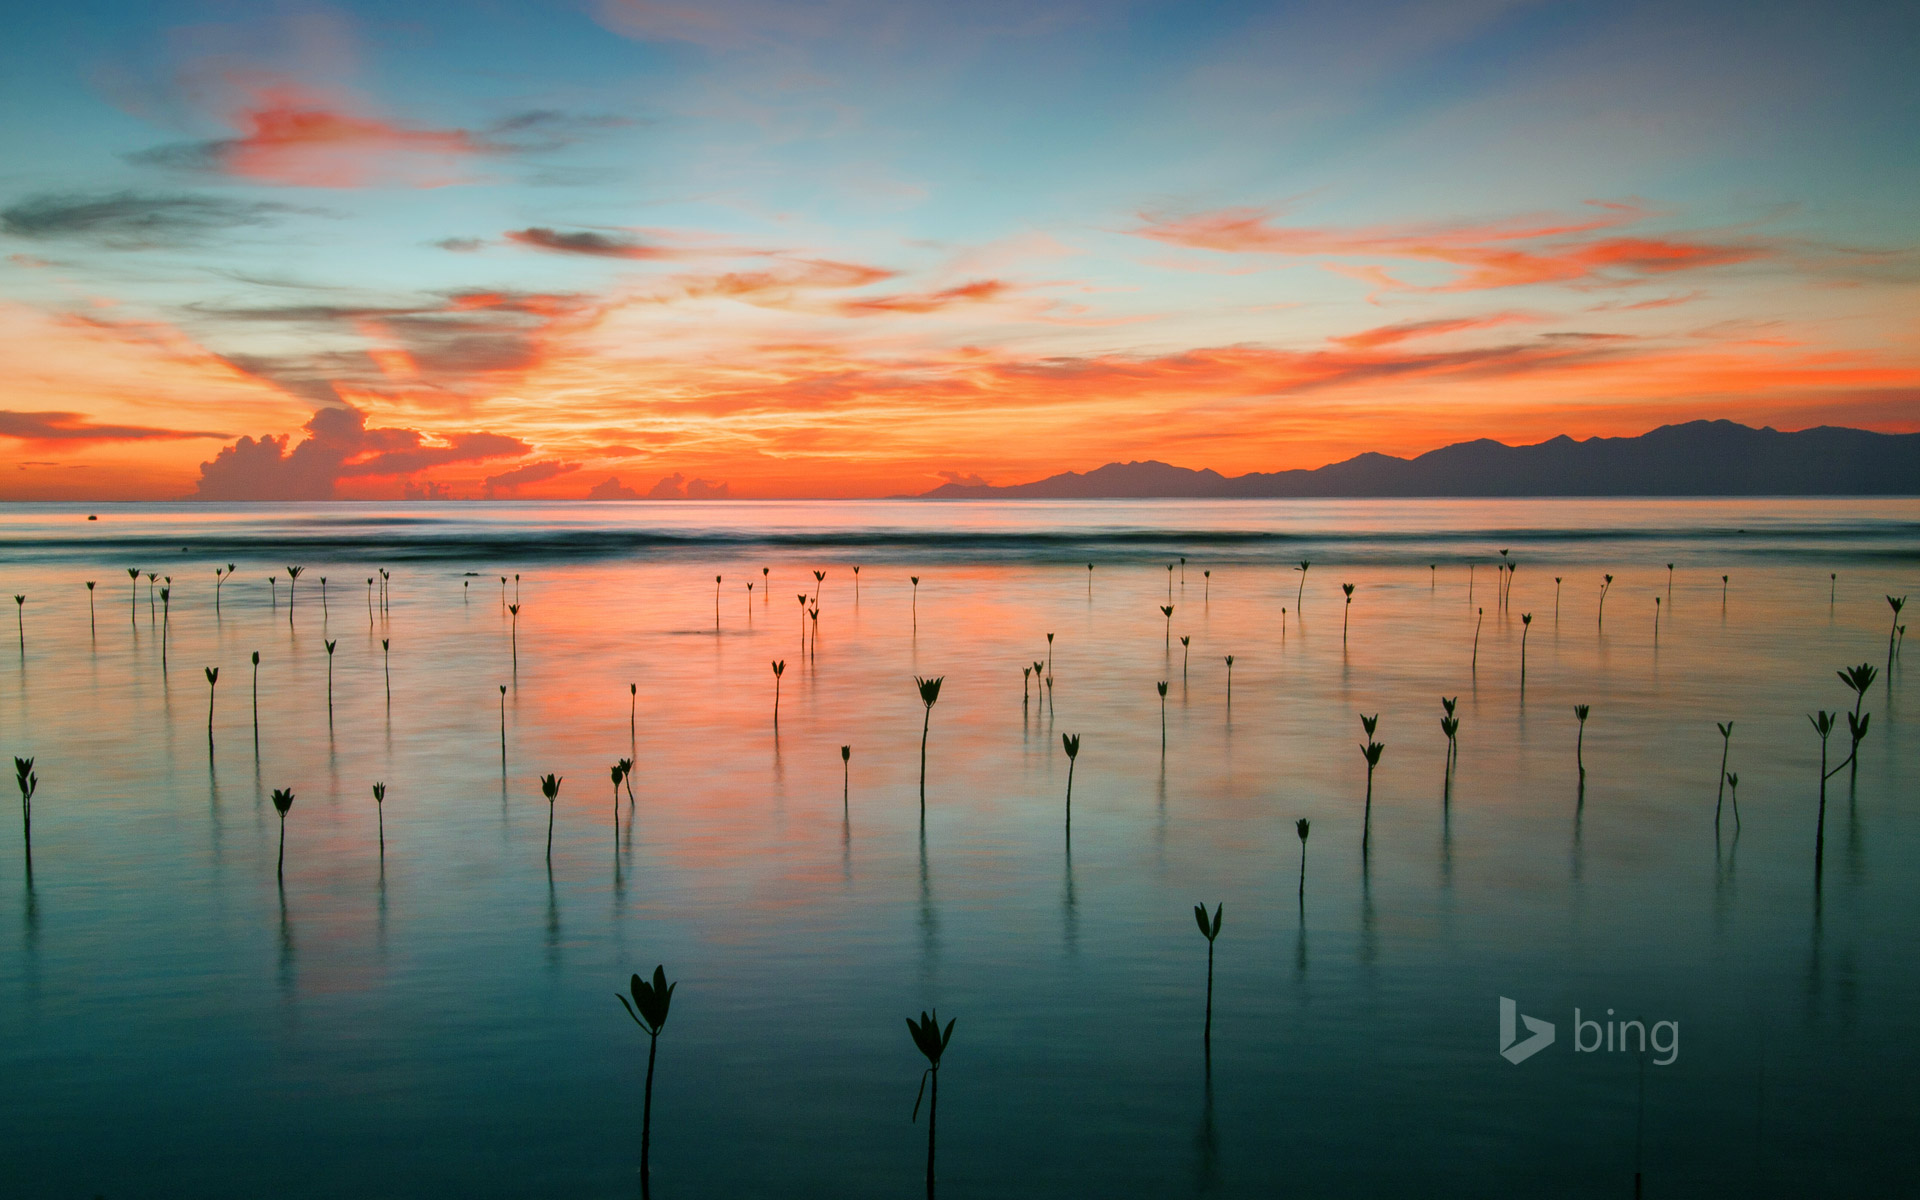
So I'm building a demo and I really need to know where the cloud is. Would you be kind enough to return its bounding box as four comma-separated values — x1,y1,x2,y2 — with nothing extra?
1134,202,1767,292
506,227,671,259
0,409,230,443
840,279,1010,315
484,459,580,497
586,475,641,499
1335,311,1536,350
193,404,530,499
936,470,990,487
1,191,301,249
645,471,731,499
433,236,485,252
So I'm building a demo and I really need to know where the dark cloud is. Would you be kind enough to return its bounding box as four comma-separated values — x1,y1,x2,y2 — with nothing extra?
0,191,300,249
193,405,530,500
484,459,580,497
646,471,730,499
485,110,639,153
0,409,229,442
505,227,668,259
434,237,486,252
585,475,641,499
936,469,990,487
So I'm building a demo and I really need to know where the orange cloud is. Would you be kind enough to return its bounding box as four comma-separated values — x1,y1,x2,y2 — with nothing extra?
1135,202,1768,292
505,227,673,259
839,279,1011,315
1335,311,1537,349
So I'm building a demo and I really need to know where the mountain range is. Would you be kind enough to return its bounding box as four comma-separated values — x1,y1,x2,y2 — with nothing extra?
915,421,1920,498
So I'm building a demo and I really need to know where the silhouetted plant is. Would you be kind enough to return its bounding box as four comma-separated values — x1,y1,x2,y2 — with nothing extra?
1224,655,1234,705
1471,606,1484,673
1666,563,1674,603
499,684,508,768
1295,818,1310,900
205,667,218,749
1715,722,1734,829
911,575,920,627
1180,635,1190,683
853,564,861,599
619,757,636,806
841,744,851,812
907,1009,955,1198
324,639,337,723
1810,711,1837,880
272,787,294,879
374,578,381,622
1203,568,1211,603
1654,594,1662,642
1295,560,1310,608
1724,772,1741,829
1046,632,1054,676
771,659,786,727
1520,612,1532,687
1597,574,1613,632
1888,596,1907,690
1167,562,1174,601
381,637,391,704
629,683,637,742
1441,694,1460,766
217,563,234,613
1023,665,1032,706
373,782,387,856
127,567,140,624
1341,583,1355,643
1721,574,1729,611
1161,604,1174,647
1837,662,1877,786
86,581,95,634
13,594,22,653
540,773,562,860
319,576,327,618
715,574,723,627
1574,705,1590,779
1359,727,1384,852
251,651,260,749
1157,681,1168,748
508,603,520,670
618,965,677,1200
286,566,303,624
15,756,36,864
916,676,944,816
1554,576,1562,621
1062,733,1080,832
1194,902,1223,1055
762,566,769,601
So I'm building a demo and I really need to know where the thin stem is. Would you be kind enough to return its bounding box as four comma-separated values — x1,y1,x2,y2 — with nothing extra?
642,1031,658,1200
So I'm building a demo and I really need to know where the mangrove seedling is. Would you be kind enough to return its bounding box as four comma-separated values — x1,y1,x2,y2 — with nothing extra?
911,576,920,627
1574,705,1590,779
1296,818,1310,900
286,565,303,624
319,577,327,618
1888,596,1907,689
1194,902,1223,1055
1167,562,1174,601
618,965,677,1200
272,787,295,879
1810,711,1837,879
508,603,520,670
126,567,140,624
1161,604,1174,647
1157,680,1168,748
771,659,786,727
1472,607,1484,673
1341,583,1355,643
841,745,851,812
1520,612,1532,687
499,685,507,766
1554,576,1562,621
205,666,218,748
1666,563,1674,603
916,675,944,816
1180,635,1190,683
381,638,390,704
1360,734,1385,851
13,594,23,653
629,683,637,741
1224,655,1234,705
619,757,636,806
216,563,234,613
907,1009,955,1198
86,581,96,634
1046,631,1054,676
1725,772,1741,829
373,782,387,856
251,651,260,748
540,773,563,860
1715,722,1734,828
1204,568,1211,603
1295,560,1310,608
15,755,36,862
1023,665,1032,706
324,639,337,723
1654,594,1662,642
1837,662,1877,785
1598,574,1613,632
1062,733,1080,832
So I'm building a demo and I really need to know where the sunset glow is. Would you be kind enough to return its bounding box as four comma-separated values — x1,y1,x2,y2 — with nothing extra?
2,1,1915,499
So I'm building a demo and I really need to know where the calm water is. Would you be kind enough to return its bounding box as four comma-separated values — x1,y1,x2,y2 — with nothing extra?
1,499,1916,1197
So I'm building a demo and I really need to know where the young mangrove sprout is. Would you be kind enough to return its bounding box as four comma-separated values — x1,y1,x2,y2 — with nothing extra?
1203,569,1211,603
1359,721,1385,852
127,567,140,624
373,782,387,856
1167,562,1174,601
1888,596,1907,690
1725,773,1741,829
1180,635,1190,683
1441,696,1460,768
1554,576,1562,622
324,640,337,724
251,651,260,749
1161,604,1174,648
841,744,851,812
1296,818,1310,900
1061,733,1080,832
1471,607,1484,673
771,659,786,727
609,764,624,834
1597,574,1614,633
1157,681,1168,749
618,965,677,1200
286,565,303,625
714,574,723,628
1023,665,1032,706
15,756,36,866
319,577,327,618
86,581,95,634
1810,711,1837,880
13,594,23,653
217,563,234,613
1046,632,1054,677
1341,583,1355,644
1224,655,1234,706
1654,594,1662,642
1295,560,1310,609
911,575,920,628
1666,563,1675,603
272,787,294,879
1715,722,1734,829
1194,902,1223,1056
205,667,218,749
629,683,637,742
1520,613,1532,687
916,675,944,817
853,564,861,599
540,773,563,860
508,603,520,671
619,757,636,806
381,638,391,704
907,1009,955,1199
1574,705,1591,780
1721,574,1729,612
1837,662,1877,786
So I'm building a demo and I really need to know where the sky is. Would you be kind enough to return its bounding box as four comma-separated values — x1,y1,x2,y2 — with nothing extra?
0,0,1915,501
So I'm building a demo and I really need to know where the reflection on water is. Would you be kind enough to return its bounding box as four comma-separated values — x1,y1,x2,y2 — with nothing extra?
0,498,1914,1196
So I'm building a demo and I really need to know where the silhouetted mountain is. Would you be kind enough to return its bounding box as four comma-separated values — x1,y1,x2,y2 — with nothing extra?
915,421,1920,498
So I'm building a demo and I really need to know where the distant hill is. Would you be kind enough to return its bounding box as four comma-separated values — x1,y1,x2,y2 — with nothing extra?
915,421,1920,498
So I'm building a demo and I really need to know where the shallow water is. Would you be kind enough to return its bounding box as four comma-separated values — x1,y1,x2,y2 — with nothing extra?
1,499,1916,1197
